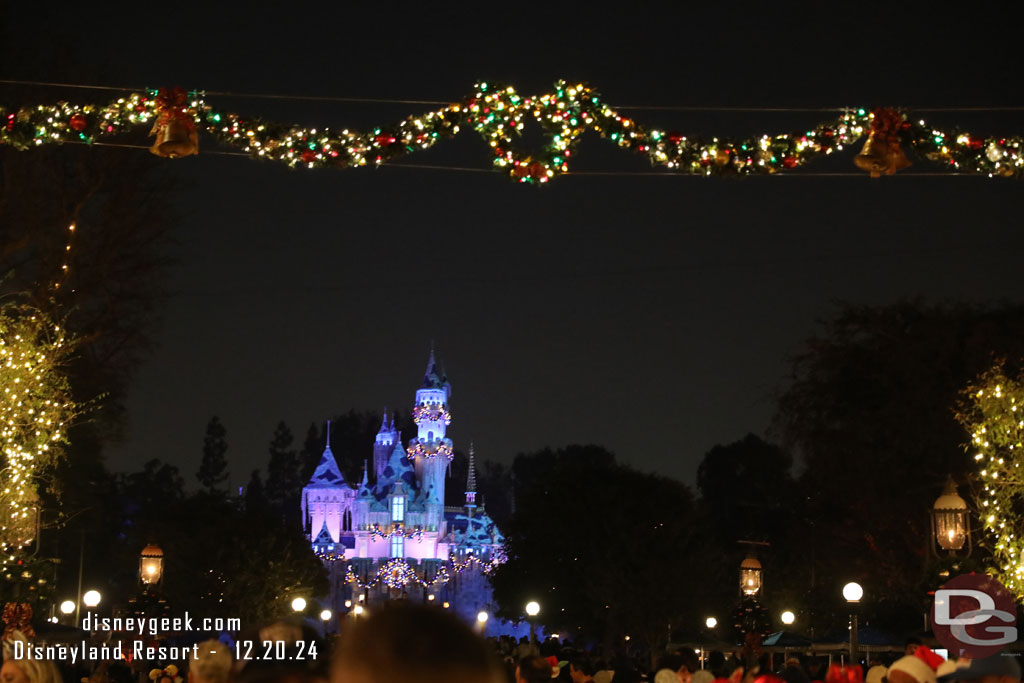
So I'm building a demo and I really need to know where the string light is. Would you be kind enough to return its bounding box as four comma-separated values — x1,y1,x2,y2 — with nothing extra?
0,307,77,565
958,365,1024,599
2,82,1022,182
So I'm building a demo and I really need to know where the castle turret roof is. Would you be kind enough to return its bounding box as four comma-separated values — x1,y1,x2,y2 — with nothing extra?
307,421,345,487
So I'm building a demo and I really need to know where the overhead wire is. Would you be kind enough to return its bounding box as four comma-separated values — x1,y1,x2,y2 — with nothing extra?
2,77,1024,112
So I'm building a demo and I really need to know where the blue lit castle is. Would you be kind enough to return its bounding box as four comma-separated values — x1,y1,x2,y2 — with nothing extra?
301,351,505,625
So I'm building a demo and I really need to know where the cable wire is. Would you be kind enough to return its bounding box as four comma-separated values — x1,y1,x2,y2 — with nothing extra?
3,78,1024,113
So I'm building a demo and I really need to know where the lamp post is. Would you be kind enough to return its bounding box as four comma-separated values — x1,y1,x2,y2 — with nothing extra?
477,610,489,636
843,582,863,665
931,477,971,558
320,609,332,636
139,544,164,586
525,601,540,650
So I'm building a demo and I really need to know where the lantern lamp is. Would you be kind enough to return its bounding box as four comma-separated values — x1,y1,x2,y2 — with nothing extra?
739,553,763,596
932,477,971,557
139,544,164,585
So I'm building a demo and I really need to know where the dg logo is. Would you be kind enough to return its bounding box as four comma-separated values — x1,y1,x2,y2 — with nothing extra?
932,573,1018,658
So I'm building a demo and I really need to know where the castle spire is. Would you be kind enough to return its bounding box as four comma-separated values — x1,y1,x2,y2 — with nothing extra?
465,441,478,517
378,408,389,433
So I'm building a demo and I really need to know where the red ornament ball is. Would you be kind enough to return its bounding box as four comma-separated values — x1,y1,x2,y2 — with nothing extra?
301,150,317,163
69,113,87,132
782,157,798,168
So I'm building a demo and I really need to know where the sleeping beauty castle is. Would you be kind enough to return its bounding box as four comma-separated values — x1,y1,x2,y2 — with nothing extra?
301,351,509,627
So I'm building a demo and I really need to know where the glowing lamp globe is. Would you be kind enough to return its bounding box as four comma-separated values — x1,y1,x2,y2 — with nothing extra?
139,544,164,585
320,609,332,621
705,617,717,629
932,477,970,553
291,597,307,612
477,611,489,624
82,590,101,607
781,610,795,625
59,600,75,615
842,582,863,603
525,601,540,617
353,605,364,616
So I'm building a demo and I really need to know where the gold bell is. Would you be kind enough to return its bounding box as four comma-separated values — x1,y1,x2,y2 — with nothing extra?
854,135,910,178
150,119,198,158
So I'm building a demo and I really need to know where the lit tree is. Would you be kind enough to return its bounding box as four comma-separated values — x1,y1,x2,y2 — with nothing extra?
0,306,78,559
956,362,1024,599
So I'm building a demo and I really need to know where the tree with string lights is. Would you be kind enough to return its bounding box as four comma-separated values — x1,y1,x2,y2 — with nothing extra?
956,362,1024,600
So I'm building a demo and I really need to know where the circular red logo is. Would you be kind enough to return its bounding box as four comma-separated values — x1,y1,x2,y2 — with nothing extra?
932,573,1017,658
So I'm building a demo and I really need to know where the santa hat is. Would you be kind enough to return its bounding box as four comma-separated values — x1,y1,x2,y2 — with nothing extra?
546,656,567,679
889,657,936,683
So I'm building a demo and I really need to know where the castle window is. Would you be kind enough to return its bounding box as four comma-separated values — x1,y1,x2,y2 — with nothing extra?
392,496,405,522
343,509,352,531
390,536,404,558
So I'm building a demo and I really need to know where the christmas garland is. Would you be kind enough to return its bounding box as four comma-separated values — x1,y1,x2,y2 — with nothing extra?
2,81,1022,182
413,402,452,425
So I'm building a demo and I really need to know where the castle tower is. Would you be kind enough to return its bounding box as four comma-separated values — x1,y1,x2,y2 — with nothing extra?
372,408,395,482
408,349,453,513
301,420,353,543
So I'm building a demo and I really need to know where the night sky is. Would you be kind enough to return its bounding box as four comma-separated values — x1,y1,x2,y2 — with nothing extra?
2,5,1022,486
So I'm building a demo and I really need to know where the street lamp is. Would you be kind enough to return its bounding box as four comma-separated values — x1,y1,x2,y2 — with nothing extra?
932,477,971,557
353,605,364,616
139,544,164,585
59,600,75,615
291,597,307,613
843,582,862,665
525,601,540,649
477,611,488,635
740,553,763,597
82,590,101,607
705,617,717,629
320,609,332,621
781,610,795,625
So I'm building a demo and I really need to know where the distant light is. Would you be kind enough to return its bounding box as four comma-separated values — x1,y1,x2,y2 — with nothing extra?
344,600,352,608
477,611,489,623
320,609,332,621
442,601,450,609
525,601,540,617
291,597,307,612
82,591,101,607
353,605,364,615
705,617,717,629
625,635,631,641
427,594,435,601
49,616,58,623
781,611,796,625
843,582,863,603
59,600,75,615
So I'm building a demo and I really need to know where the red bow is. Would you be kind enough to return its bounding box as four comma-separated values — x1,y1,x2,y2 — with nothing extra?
825,664,863,683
